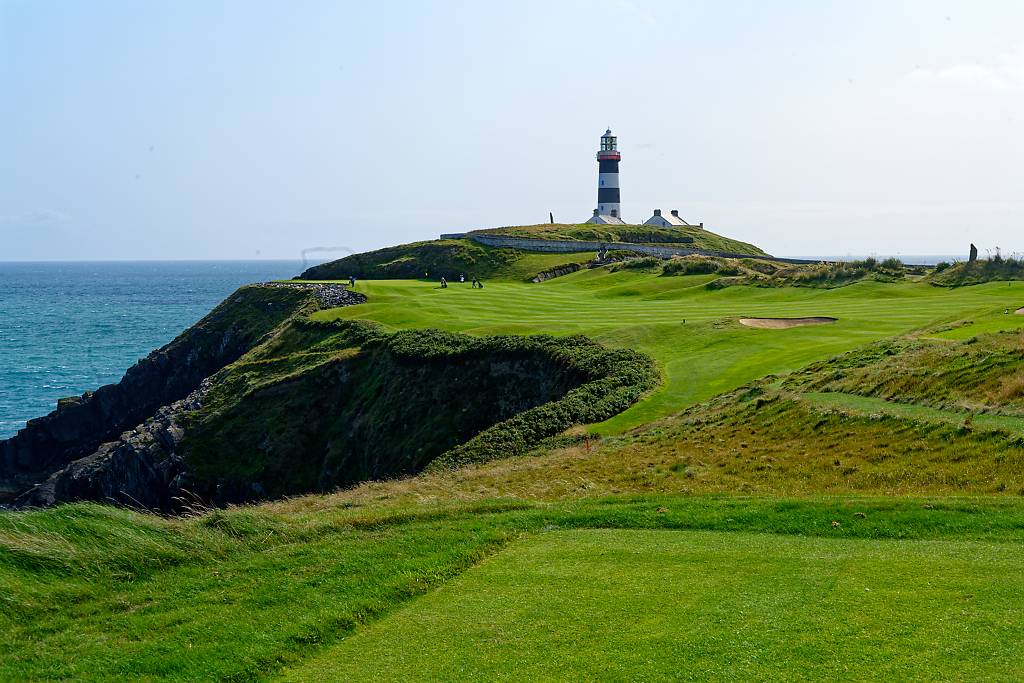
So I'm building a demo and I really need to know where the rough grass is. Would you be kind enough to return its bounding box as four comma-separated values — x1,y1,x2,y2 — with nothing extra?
783,331,1024,416
930,257,1024,286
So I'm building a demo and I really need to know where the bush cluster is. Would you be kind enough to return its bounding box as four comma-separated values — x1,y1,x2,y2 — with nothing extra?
414,332,661,469
662,257,742,277
930,257,1024,287
610,256,662,272
299,240,519,281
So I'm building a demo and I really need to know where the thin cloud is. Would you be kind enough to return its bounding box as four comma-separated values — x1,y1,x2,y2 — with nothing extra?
0,209,71,226
615,0,657,27
910,44,1024,89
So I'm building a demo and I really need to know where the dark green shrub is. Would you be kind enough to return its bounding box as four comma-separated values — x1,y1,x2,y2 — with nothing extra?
611,256,661,272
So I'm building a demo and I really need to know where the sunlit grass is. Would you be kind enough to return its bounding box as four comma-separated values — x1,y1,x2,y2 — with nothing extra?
309,272,1024,432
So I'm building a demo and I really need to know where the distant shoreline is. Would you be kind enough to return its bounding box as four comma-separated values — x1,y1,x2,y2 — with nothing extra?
0,255,965,266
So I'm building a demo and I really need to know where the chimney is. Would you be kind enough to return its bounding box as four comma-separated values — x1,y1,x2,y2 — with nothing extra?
699,222,704,229
593,209,599,216
671,209,679,217
653,209,662,216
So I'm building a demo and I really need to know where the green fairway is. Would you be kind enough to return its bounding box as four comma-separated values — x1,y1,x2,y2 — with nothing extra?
802,391,1024,433
284,527,1024,682
314,271,1024,432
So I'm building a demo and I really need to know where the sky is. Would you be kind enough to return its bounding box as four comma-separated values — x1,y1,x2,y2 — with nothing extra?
2,0,1023,261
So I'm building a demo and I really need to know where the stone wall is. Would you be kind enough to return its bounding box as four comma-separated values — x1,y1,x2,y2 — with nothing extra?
464,233,820,265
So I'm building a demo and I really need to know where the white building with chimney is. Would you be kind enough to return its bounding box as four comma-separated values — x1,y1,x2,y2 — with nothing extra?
645,209,692,228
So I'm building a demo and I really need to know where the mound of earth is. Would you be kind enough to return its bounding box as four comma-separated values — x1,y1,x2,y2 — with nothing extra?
739,317,837,329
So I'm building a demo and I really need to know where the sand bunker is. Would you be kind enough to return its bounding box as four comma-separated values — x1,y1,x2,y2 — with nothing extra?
739,317,838,329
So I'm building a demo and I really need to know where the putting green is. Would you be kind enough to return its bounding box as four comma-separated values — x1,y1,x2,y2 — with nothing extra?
313,271,1024,432
284,528,1024,681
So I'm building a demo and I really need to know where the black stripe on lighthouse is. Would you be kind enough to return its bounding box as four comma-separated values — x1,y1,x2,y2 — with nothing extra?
599,160,619,174
598,188,620,203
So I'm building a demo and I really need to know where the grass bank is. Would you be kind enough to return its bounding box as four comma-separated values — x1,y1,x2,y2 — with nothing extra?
4,496,1024,680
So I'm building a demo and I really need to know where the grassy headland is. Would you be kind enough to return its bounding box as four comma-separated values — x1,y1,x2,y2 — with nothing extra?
299,238,599,282
474,222,769,256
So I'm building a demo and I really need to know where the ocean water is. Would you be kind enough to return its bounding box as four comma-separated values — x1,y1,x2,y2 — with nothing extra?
0,261,305,439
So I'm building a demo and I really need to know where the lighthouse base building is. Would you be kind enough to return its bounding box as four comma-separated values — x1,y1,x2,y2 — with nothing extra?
586,209,625,225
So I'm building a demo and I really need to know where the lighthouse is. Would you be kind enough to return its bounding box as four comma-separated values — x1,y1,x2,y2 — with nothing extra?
585,128,625,224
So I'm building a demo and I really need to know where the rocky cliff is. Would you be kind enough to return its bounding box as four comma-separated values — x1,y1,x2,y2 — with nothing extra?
0,285,338,503
4,285,656,512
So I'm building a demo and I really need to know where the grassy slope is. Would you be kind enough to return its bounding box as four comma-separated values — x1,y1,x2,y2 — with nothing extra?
782,332,1024,415
310,270,1024,433
181,323,656,497
5,497,1024,680
930,257,1024,286
298,238,598,282
289,528,1024,682
476,223,769,256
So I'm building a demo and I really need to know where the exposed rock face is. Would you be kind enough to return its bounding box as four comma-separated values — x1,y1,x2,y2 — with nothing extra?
0,286,317,503
15,382,209,510
532,263,586,283
261,282,366,307
13,337,592,511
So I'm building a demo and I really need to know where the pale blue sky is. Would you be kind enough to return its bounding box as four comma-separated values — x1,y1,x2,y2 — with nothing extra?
2,1,1022,260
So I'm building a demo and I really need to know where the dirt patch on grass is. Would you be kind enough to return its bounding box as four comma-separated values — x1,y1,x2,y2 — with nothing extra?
739,317,838,329
1015,307,1024,315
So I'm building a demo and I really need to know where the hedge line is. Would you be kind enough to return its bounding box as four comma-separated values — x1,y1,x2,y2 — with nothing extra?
298,321,660,470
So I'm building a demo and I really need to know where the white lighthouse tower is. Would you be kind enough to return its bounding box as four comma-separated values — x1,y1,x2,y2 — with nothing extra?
585,128,624,224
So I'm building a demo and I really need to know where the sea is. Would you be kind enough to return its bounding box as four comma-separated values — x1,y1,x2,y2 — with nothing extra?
0,261,307,439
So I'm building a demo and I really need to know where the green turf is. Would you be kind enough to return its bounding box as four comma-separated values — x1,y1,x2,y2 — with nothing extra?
802,391,1024,433
471,250,599,282
928,309,1024,340
477,222,769,256
284,527,1024,682
309,271,1024,433
7,496,1024,680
